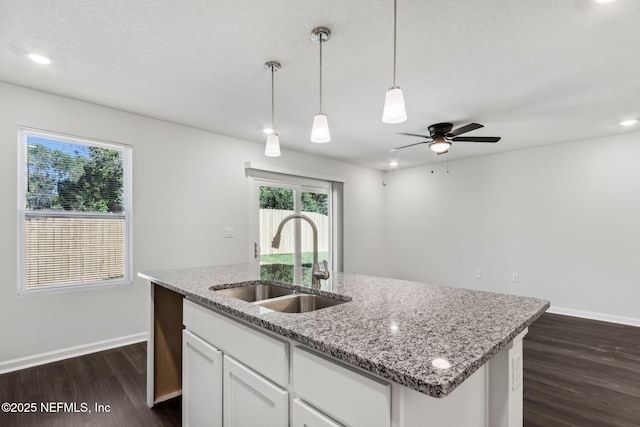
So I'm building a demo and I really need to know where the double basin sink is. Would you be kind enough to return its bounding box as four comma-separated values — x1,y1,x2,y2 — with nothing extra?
214,283,348,313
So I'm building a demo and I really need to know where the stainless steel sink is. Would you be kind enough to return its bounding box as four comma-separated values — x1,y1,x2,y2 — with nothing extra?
254,294,346,313
214,284,297,302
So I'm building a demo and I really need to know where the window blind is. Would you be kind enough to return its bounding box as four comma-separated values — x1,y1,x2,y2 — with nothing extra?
18,128,132,293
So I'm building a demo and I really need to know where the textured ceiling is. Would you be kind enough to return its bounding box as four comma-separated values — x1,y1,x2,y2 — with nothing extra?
1,0,639,170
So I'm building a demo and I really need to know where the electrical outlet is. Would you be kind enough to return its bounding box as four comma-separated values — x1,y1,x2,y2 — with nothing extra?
224,227,234,238
512,273,519,283
474,269,481,279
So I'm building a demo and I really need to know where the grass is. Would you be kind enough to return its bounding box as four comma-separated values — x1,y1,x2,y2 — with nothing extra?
261,252,329,265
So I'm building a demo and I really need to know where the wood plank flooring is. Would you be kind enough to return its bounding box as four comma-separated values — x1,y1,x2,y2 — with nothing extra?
0,313,638,426
0,343,180,427
524,313,640,427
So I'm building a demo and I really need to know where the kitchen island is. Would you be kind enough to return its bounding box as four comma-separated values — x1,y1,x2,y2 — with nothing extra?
140,263,549,427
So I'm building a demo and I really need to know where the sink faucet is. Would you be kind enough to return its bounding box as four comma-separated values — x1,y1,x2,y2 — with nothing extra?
270,213,330,288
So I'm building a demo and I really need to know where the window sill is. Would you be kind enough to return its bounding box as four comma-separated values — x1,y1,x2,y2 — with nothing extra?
18,279,133,296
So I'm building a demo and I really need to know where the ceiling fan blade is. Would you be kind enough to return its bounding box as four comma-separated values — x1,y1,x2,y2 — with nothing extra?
450,136,501,143
389,141,429,151
447,123,484,137
397,132,432,139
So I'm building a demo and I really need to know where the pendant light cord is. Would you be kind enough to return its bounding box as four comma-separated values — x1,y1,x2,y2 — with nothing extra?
271,65,275,130
393,0,397,87
319,36,323,113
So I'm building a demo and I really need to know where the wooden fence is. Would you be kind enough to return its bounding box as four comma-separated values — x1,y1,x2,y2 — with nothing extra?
24,216,125,288
260,209,329,255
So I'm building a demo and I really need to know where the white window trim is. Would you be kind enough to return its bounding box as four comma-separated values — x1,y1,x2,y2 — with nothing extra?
244,161,347,183
17,127,133,295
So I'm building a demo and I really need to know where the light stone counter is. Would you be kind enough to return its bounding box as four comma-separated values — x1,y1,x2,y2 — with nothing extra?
140,263,549,398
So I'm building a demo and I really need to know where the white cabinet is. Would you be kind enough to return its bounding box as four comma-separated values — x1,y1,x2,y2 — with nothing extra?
293,346,391,427
180,299,521,427
292,398,343,427
223,355,288,427
182,330,223,427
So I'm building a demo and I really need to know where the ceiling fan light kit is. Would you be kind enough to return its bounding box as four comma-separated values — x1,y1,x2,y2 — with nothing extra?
429,137,451,154
382,0,407,124
264,61,281,157
310,27,332,143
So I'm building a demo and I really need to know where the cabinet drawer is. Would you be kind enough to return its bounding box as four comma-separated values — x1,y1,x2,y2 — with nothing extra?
293,346,391,427
292,398,343,427
183,299,289,387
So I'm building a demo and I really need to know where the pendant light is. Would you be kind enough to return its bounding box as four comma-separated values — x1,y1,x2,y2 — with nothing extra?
264,61,281,157
310,27,331,143
382,0,407,123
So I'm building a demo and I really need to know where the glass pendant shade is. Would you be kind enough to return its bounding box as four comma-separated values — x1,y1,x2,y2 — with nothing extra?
429,138,451,154
382,87,407,123
264,133,281,157
310,114,331,143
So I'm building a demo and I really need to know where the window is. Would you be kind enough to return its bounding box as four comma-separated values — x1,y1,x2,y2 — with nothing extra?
247,164,344,286
17,128,132,293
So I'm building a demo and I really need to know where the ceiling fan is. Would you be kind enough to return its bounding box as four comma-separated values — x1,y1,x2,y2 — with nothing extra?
390,122,501,155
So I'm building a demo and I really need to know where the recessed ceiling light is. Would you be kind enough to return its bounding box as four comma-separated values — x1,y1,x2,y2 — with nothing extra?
620,119,638,127
594,0,616,4
389,161,398,167
28,53,51,65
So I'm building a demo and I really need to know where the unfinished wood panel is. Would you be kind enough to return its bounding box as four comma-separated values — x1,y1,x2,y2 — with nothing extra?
153,284,184,402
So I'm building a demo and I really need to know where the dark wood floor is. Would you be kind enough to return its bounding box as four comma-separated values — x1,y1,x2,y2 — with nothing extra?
523,313,640,427
0,343,180,427
1,313,638,426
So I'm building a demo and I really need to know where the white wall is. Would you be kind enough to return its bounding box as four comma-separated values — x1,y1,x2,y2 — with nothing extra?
0,82,385,367
383,133,640,324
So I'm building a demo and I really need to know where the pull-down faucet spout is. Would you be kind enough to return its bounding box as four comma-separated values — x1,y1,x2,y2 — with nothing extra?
271,213,330,288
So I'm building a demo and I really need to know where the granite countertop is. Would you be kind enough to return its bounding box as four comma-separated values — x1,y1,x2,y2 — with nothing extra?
139,263,549,398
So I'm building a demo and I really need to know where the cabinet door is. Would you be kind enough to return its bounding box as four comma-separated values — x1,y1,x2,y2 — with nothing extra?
293,398,343,427
183,330,223,427
223,355,288,427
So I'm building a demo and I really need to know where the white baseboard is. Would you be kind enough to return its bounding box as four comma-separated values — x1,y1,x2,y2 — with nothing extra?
547,306,640,327
0,332,147,375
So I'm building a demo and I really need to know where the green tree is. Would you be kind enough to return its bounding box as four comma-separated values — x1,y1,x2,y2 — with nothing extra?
259,187,328,215
260,187,294,210
27,142,123,213
26,144,59,210
301,192,328,215
58,147,123,212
